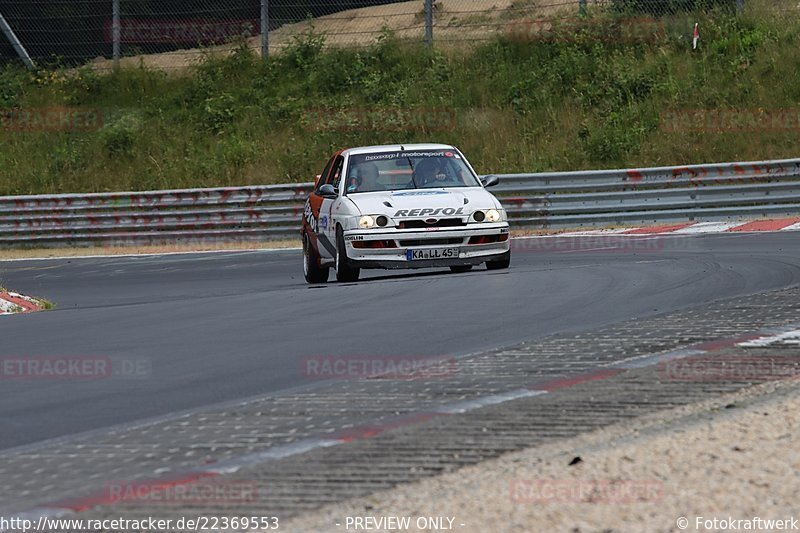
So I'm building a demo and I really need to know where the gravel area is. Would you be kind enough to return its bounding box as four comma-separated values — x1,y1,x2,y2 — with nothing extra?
279,380,800,533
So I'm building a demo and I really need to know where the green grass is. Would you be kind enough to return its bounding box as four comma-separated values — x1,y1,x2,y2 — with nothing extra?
35,297,56,311
1,2,800,196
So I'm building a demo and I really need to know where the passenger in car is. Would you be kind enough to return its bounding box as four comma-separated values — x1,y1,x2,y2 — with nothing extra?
349,162,380,193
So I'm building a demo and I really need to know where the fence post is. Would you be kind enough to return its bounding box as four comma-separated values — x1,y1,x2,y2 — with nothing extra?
261,0,269,60
0,12,35,69
112,0,121,71
424,0,433,47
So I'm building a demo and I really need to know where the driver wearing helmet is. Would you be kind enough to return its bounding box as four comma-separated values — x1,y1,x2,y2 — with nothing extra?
415,158,459,187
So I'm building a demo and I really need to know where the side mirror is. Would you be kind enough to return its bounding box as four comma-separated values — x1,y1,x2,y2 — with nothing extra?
480,175,500,188
318,184,338,199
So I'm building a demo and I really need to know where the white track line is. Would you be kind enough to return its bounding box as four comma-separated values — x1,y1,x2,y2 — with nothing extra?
432,389,547,414
554,228,635,237
206,438,343,475
611,348,708,370
781,222,800,232
738,329,800,347
672,221,743,234
0,247,302,263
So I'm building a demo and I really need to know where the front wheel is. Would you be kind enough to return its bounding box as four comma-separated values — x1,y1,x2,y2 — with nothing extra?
335,227,360,282
303,233,329,284
486,252,511,270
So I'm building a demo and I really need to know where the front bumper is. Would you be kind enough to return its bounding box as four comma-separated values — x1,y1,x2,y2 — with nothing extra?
343,223,510,269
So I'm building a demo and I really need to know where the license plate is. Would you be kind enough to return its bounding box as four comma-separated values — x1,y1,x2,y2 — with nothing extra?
406,247,460,261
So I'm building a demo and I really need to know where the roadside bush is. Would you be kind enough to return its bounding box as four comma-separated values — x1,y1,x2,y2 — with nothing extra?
99,112,141,156
202,93,237,134
0,66,26,108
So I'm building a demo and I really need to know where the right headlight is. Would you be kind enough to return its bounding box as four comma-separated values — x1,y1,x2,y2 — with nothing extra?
358,215,375,229
358,215,391,229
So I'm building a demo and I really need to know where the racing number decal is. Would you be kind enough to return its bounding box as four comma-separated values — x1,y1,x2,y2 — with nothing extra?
304,200,319,234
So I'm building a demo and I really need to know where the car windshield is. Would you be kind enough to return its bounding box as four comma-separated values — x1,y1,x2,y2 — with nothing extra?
344,149,481,194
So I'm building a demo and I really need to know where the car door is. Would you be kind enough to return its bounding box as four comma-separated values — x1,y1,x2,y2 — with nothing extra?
307,154,344,260
320,155,345,256
307,153,338,260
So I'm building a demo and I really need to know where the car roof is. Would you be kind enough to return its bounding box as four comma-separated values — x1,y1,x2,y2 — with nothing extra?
343,144,456,157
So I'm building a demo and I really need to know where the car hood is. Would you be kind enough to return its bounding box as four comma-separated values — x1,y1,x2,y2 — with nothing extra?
347,188,502,216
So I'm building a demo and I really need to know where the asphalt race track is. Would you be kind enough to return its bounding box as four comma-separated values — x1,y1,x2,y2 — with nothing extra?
2,231,800,451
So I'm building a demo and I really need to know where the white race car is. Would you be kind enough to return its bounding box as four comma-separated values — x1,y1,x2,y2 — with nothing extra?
301,144,511,283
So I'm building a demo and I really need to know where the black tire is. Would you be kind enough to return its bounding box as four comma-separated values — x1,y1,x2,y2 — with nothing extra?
450,265,473,273
335,227,360,282
303,233,330,284
486,252,511,270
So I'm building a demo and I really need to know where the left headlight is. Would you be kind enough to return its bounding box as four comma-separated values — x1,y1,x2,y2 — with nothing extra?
485,209,501,223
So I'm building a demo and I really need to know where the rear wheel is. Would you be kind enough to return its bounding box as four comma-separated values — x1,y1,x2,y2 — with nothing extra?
450,265,473,273
303,233,329,284
335,227,360,282
486,252,511,270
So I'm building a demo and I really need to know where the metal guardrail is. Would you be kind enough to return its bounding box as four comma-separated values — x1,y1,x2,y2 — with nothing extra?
1,157,799,248
0,183,313,247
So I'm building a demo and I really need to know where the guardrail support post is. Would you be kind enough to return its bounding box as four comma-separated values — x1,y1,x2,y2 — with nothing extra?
579,0,587,16
112,0,121,71
424,0,433,47
736,0,745,12
0,12,35,70
261,0,269,60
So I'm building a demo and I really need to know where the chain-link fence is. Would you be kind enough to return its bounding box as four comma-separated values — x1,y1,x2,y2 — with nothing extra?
0,0,745,71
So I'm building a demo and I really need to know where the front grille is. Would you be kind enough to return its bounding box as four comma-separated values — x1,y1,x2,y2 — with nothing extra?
399,238,464,246
398,218,466,229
